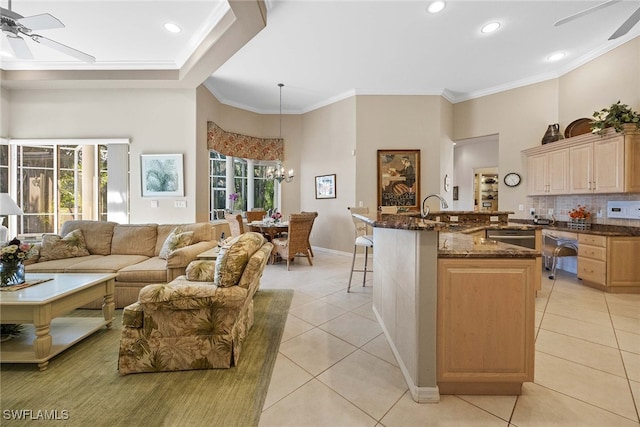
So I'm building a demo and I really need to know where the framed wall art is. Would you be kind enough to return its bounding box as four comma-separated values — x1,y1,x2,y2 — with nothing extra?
141,153,184,197
377,149,420,210
315,174,336,199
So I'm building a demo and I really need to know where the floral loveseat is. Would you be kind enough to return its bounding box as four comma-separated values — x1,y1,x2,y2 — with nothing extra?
25,220,230,308
118,232,273,374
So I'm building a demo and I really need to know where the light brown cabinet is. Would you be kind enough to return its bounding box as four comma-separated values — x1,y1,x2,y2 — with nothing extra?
578,234,640,293
569,136,625,193
437,257,537,395
523,125,640,195
527,148,569,195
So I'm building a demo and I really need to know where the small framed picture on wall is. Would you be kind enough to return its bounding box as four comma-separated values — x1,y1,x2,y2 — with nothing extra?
315,174,336,199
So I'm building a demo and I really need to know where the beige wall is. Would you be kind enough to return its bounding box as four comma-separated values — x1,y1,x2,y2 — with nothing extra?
195,86,303,221
453,80,560,218
355,95,446,211
6,88,198,224
1,87,8,137
559,37,640,126
301,97,356,253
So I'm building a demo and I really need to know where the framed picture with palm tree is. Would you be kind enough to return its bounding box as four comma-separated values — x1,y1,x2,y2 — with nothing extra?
141,154,184,197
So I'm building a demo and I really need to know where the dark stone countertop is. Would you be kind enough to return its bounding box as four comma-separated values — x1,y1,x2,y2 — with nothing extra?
352,213,539,258
509,219,640,237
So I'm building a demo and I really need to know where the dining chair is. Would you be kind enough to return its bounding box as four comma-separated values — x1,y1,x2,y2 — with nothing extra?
347,206,373,292
271,213,314,270
225,213,245,238
300,211,318,257
246,210,266,223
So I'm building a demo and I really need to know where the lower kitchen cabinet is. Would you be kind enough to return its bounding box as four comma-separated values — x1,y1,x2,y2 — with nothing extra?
437,258,537,395
578,234,640,293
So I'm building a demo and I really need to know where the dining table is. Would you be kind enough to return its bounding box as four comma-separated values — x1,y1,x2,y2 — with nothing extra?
247,221,289,241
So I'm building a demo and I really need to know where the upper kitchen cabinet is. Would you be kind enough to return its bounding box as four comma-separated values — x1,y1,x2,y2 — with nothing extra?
525,148,569,196
523,125,640,195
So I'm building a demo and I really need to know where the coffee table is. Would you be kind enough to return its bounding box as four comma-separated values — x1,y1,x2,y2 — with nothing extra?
0,273,116,371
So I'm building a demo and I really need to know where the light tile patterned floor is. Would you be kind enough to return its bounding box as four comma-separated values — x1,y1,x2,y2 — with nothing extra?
259,250,640,426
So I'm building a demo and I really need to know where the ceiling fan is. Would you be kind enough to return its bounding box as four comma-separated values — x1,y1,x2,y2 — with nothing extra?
555,0,640,40
0,0,95,62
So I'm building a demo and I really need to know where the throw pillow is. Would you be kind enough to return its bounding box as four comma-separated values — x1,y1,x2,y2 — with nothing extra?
186,260,217,282
39,229,91,262
214,232,266,288
159,230,194,260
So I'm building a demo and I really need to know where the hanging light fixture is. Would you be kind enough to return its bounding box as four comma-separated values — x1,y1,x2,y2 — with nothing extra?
268,83,294,184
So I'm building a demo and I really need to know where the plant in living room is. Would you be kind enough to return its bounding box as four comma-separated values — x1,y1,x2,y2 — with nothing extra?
590,100,640,135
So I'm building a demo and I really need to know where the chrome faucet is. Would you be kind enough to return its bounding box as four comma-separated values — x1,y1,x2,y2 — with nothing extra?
421,194,449,218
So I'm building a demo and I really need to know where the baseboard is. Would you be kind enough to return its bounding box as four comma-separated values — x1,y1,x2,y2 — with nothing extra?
372,305,440,403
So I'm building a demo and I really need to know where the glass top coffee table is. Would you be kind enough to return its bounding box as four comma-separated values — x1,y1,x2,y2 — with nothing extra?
0,273,116,371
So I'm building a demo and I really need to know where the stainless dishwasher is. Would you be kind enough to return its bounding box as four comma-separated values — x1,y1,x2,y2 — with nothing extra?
485,229,536,249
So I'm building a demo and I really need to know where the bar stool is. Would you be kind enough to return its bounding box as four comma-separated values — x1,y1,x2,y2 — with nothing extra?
347,207,373,292
543,232,578,279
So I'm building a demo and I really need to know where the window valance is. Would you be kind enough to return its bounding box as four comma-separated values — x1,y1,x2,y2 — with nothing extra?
207,121,284,161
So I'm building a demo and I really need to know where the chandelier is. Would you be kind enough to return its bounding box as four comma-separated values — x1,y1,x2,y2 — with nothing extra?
268,83,294,184
268,163,295,183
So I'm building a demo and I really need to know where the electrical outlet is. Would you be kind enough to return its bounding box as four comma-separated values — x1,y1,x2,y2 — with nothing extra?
548,208,554,216
518,204,524,211
359,201,363,207
529,208,535,216
174,200,187,208
597,209,603,218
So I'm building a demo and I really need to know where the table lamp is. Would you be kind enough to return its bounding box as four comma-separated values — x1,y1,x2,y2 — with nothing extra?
0,193,24,242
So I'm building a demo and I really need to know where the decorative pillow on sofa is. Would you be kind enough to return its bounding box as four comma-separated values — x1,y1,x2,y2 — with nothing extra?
39,229,91,262
159,230,194,260
185,260,217,282
214,232,266,288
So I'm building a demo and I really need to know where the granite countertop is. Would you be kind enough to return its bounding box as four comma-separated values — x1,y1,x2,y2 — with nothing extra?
438,232,540,259
352,213,449,231
353,213,540,258
509,219,640,237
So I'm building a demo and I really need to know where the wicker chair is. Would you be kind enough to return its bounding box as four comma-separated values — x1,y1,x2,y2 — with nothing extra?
225,213,245,237
300,211,318,257
272,213,314,270
246,210,266,223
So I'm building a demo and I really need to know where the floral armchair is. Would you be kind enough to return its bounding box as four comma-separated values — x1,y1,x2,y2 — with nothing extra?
118,232,273,374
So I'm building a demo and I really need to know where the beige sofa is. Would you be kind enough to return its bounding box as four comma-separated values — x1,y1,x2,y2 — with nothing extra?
25,220,231,308
118,232,273,374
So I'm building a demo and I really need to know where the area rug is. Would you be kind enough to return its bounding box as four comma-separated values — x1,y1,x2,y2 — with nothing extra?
0,289,293,427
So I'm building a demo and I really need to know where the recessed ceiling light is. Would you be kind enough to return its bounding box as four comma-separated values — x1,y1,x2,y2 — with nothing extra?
427,1,446,14
163,22,181,33
481,22,501,34
547,52,566,62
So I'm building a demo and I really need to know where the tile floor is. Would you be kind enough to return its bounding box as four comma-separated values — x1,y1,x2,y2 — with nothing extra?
258,250,640,426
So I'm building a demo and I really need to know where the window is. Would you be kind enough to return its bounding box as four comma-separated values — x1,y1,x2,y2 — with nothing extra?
209,150,277,220
1,140,129,238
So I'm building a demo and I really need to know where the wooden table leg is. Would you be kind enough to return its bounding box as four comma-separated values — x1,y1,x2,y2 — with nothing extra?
102,278,115,329
33,305,52,371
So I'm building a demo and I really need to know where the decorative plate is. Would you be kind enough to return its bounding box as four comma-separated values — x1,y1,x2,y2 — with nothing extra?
564,118,592,138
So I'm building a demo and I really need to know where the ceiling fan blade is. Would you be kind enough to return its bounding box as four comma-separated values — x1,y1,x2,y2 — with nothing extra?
554,0,621,26
32,34,95,63
6,34,33,59
18,13,64,31
609,6,640,39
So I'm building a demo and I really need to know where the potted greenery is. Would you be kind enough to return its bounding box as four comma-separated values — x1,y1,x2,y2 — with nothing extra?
591,100,640,135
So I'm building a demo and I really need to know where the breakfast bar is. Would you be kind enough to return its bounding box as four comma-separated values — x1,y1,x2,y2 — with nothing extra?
353,212,540,402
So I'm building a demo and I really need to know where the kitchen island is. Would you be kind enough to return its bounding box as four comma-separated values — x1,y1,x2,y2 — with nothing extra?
353,213,540,402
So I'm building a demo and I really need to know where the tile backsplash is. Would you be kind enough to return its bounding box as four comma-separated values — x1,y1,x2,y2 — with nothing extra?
527,193,640,227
